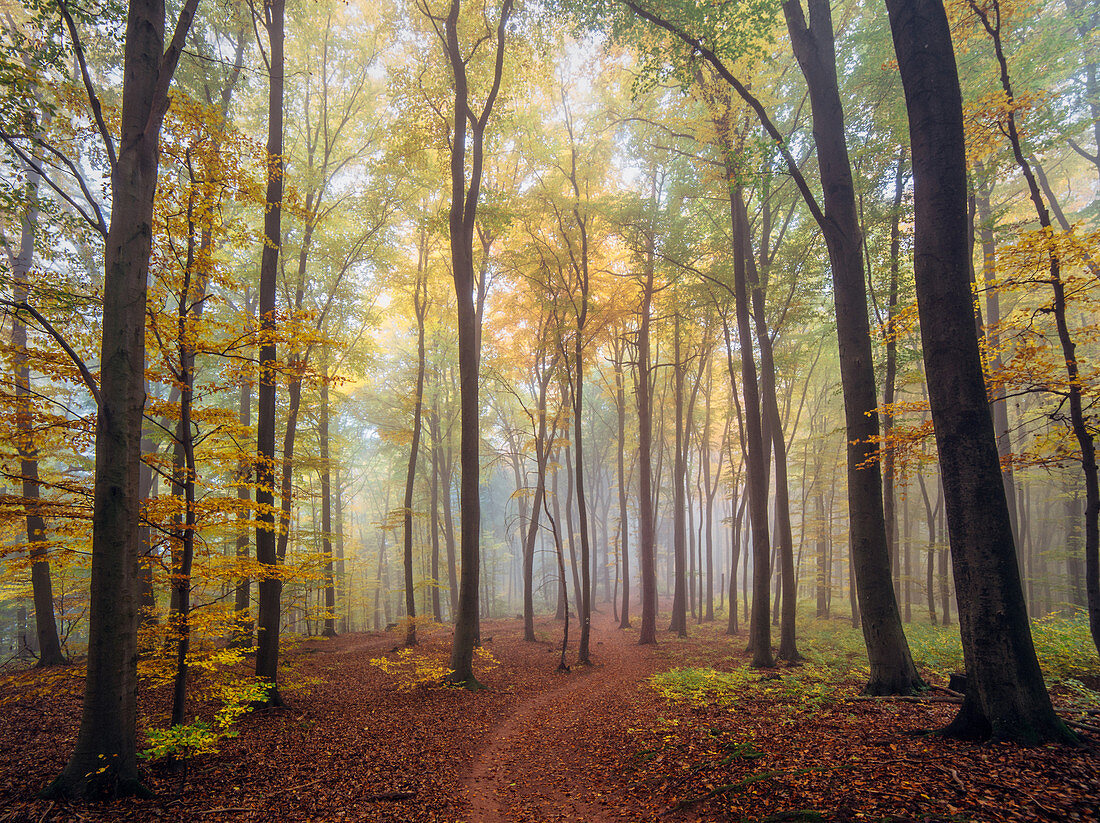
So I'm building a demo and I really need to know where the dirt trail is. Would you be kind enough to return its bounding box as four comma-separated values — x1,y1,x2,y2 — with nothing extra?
463,615,661,822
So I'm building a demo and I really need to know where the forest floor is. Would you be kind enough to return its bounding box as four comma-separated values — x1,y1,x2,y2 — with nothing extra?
1,611,1099,822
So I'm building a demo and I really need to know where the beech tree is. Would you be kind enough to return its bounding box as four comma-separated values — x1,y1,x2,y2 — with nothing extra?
883,0,1075,744
253,0,285,707
41,0,202,798
416,0,514,686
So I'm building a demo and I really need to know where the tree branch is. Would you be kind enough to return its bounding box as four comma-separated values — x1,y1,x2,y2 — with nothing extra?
56,0,116,168
2,300,101,408
619,0,827,228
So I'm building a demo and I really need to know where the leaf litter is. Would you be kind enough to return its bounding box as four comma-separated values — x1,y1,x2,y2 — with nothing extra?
0,613,1097,822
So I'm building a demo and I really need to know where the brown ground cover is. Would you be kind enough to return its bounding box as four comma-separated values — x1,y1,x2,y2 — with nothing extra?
0,613,1097,822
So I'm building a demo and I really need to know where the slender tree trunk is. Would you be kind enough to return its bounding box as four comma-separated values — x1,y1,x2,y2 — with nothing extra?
335,470,346,631
882,148,906,598
974,170,1019,545
637,225,658,645
749,250,800,661
918,471,939,625
572,345,594,662
727,181,774,668
138,432,157,631
320,348,337,638
783,0,920,693
614,342,632,628
816,492,828,617
438,0,513,687
233,292,254,646
254,0,286,708
403,262,428,647
169,308,197,728
430,408,444,624
432,401,459,621
9,159,65,667
669,313,688,637
523,353,554,641
702,365,721,623
169,175,216,728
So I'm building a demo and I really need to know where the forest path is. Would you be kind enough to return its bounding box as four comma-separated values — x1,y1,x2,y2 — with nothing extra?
463,613,663,822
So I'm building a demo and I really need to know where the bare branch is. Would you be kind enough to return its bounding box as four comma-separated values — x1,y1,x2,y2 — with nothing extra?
0,132,108,236
56,0,116,168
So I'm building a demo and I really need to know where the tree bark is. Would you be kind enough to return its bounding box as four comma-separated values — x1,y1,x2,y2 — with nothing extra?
728,181,774,668
403,248,429,647
747,223,800,661
438,0,513,687
9,154,65,667
669,313,688,638
46,0,200,797
636,223,658,645
614,338,632,629
321,347,337,638
233,289,254,647
783,0,921,693
881,148,906,599
885,0,1075,743
254,0,285,708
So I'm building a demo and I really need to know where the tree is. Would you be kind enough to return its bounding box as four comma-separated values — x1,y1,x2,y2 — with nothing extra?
883,0,1076,744
963,0,1100,659
253,0,286,708
43,0,201,798
417,0,514,686
402,228,429,647
3,119,66,668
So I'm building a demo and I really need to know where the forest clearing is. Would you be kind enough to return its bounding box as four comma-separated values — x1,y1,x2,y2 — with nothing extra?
2,610,1100,822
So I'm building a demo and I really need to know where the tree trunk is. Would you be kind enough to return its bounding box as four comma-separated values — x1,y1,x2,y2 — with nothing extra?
614,340,632,629
10,156,65,667
523,351,555,641
320,348,337,638
728,182,774,668
783,0,920,693
636,224,658,645
572,347,594,662
254,0,286,708
882,148,906,598
335,470,347,631
748,239,800,661
885,0,1074,743
918,471,939,625
403,259,428,647
439,0,513,687
429,406,444,624
974,170,1019,545
233,292,254,647
47,0,200,797
669,313,688,638
816,492,828,618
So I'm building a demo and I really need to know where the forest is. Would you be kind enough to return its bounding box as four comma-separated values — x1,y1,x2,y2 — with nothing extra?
0,0,1099,819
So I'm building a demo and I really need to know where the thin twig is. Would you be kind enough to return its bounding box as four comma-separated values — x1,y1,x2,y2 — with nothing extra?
36,800,54,823
194,808,253,815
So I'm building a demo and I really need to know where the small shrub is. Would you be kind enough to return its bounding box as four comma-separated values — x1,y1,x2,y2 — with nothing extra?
141,680,270,762
369,644,499,690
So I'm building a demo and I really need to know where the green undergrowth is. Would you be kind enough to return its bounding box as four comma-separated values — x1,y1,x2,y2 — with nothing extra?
649,607,1099,710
